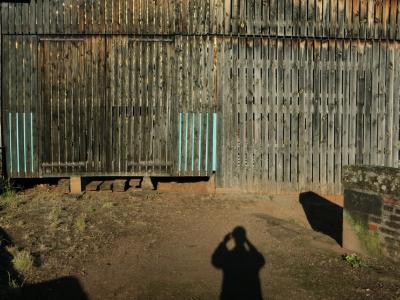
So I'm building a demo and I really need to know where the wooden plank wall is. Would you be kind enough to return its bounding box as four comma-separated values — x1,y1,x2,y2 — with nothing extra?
1,1,400,194
1,36,400,191
217,37,400,194
2,0,400,40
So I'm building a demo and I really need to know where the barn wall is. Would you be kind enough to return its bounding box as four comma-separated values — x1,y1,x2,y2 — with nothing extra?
1,1,400,194
2,0,400,40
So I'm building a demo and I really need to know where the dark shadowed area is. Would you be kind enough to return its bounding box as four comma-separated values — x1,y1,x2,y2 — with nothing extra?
1,228,88,300
300,192,343,245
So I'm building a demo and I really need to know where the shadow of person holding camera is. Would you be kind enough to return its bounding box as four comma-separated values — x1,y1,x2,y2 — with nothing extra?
211,226,265,300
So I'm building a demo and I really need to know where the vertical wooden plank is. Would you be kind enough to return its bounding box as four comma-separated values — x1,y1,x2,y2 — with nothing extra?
21,2,29,34
13,36,20,176
127,39,134,172
392,43,400,167
1,3,9,34
85,37,93,171
334,39,343,193
349,40,358,165
246,38,254,190
277,0,284,36
2,36,10,175
298,39,307,190
58,41,66,173
268,38,277,191
238,0,246,34
321,39,328,191
31,37,38,175
72,41,80,173
363,40,373,167
355,42,365,166
232,37,239,186
276,39,284,190
24,37,32,175
8,3,15,34
306,39,314,188
113,37,121,172
291,39,299,191
385,42,394,166
377,42,386,165
338,0,345,38
133,40,141,173
254,38,262,191
307,0,315,36
261,37,269,190
192,37,200,174
98,36,106,172
255,0,261,34
283,39,291,190
341,40,350,171
370,41,379,166
15,3,21,34
327,40,336,193
312,40,321,190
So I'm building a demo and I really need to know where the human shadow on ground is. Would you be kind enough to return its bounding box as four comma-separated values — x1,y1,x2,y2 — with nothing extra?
212,226,265,300
299,192,343,245
0,227,89,300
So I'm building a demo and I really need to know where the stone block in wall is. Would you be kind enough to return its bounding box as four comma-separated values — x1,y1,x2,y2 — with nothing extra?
343,166,400,261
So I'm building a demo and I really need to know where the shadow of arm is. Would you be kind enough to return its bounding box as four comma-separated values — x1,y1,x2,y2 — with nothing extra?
211,241,229,269
246,240,266,268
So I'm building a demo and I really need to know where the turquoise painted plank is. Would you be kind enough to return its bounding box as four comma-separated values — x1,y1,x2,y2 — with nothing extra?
198,113,202,172
30,113,34,173
192,113,195,172
178,113,182,173
23,113,27,173
16,113,20,174
185,113,188,172
8,113,12,174
205,112,209,172
212,113,217,171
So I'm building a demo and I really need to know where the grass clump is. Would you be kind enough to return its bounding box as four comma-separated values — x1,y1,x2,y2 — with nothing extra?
0,179,16,209
75,214,87,233
6,246,33,274
7,272,22,289
343,253,363,268
48,206,62,229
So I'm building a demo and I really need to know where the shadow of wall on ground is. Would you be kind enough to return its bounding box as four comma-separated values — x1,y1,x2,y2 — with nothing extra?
299,192,343,245
0,228,22,288
0,228,89,300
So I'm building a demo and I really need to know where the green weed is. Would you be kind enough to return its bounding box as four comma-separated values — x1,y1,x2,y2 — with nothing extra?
343,253,363,268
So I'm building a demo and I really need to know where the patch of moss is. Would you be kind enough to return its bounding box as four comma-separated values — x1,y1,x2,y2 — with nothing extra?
344,211,382,257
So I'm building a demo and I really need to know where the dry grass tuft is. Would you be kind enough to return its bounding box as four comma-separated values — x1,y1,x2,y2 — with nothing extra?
75,214,87,232
6,246,33,274
0,179,17,209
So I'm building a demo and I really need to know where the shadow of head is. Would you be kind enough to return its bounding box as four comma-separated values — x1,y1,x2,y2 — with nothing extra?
232,226,246,246
299,192,343,245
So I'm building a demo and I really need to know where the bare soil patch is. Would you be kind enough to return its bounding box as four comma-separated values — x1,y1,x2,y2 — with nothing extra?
1,184,400,300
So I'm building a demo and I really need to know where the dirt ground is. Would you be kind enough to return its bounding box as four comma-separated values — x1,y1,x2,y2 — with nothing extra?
1,182,400,300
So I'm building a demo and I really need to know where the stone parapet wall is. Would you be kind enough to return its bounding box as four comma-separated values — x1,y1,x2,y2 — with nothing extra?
343,166,400,261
